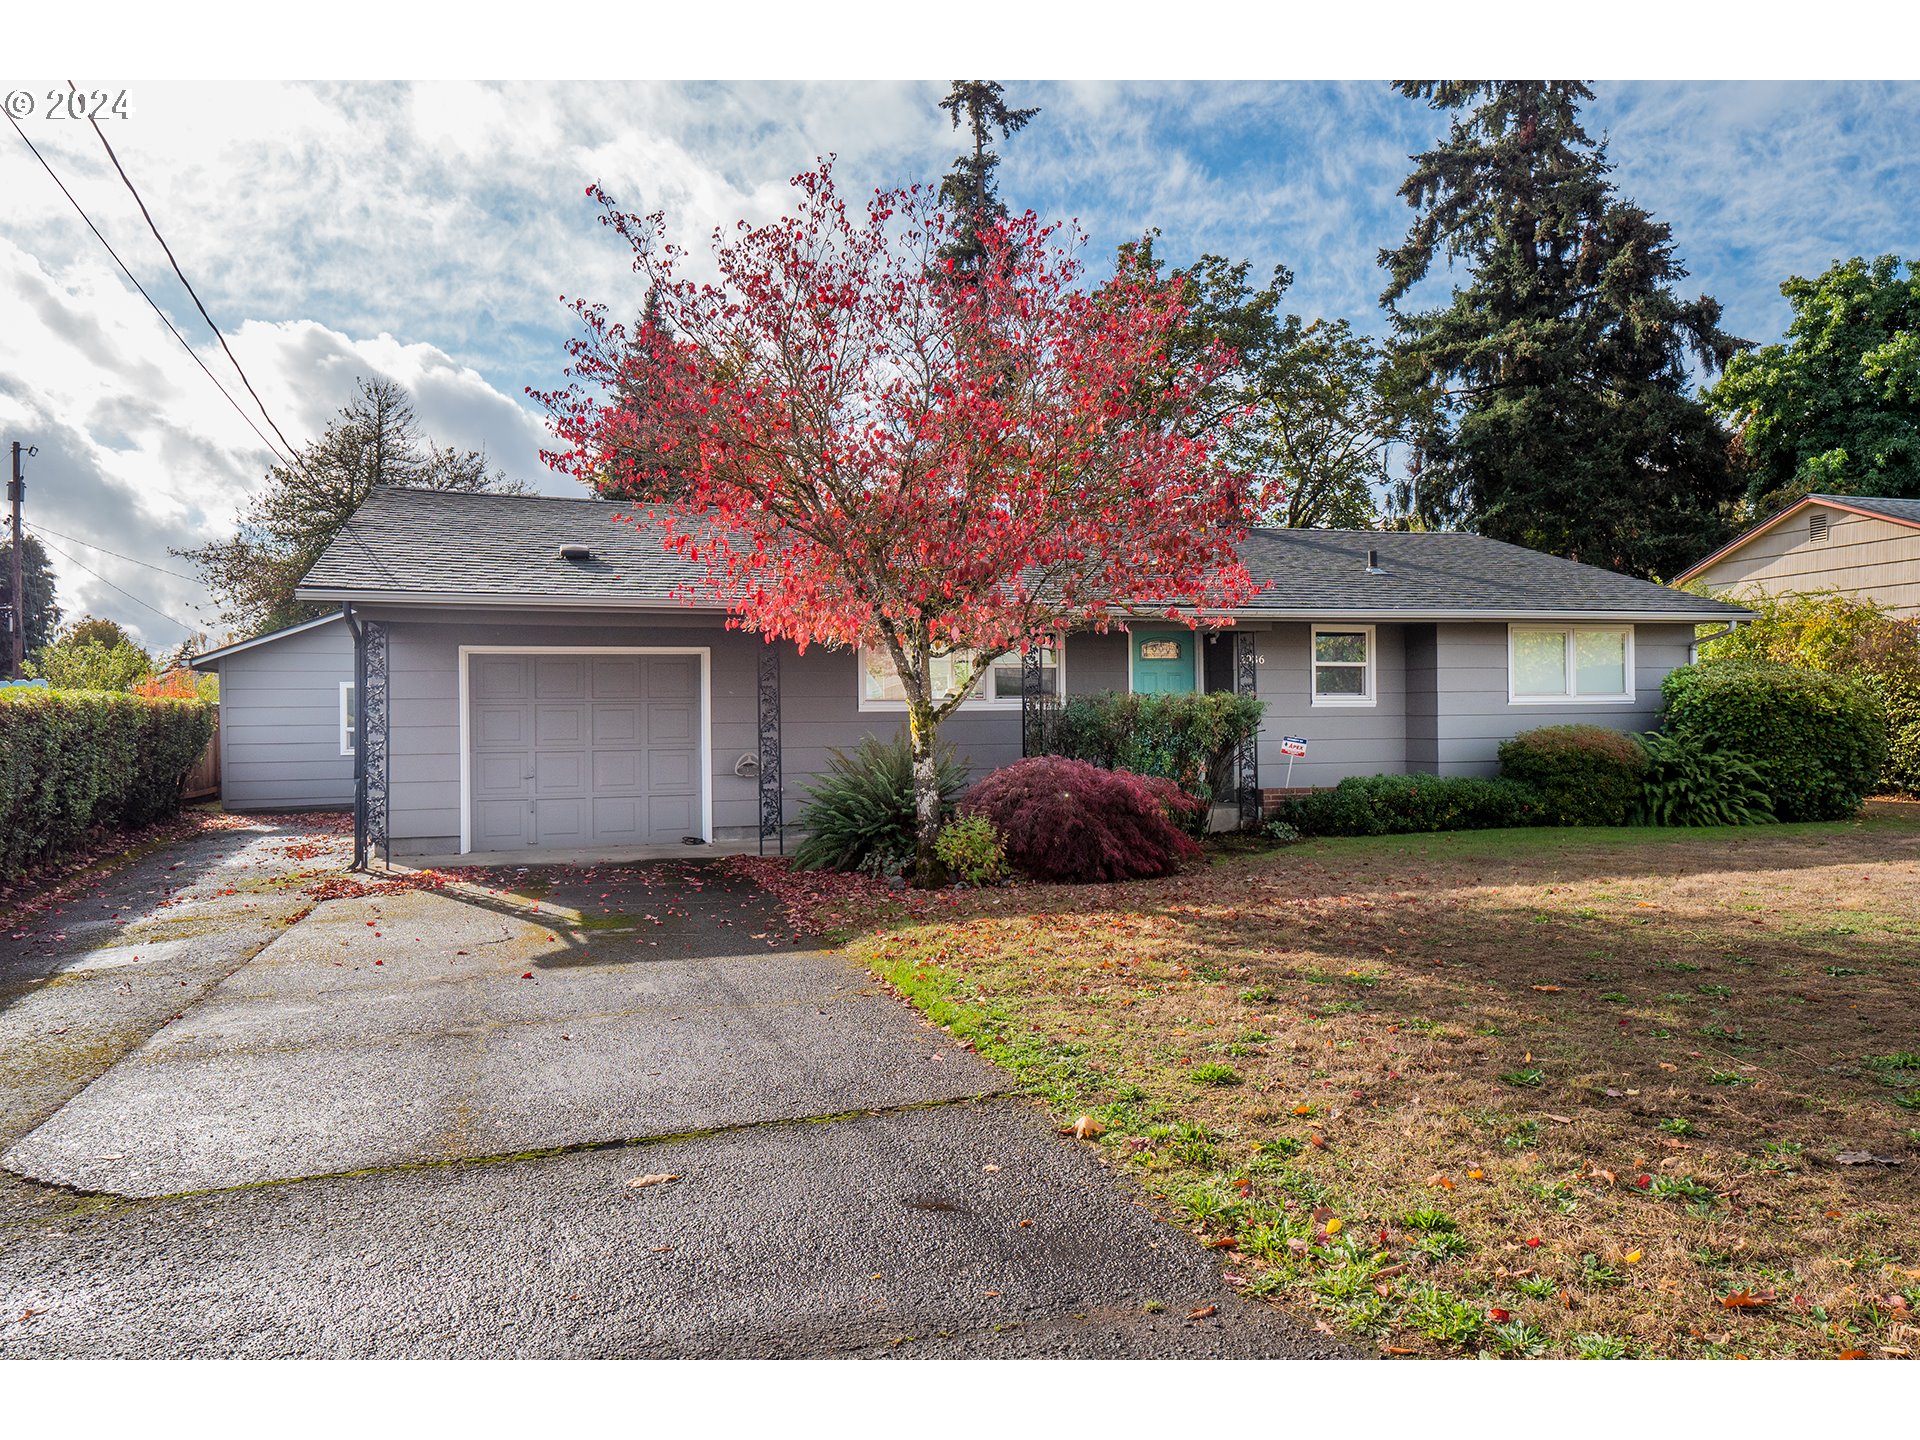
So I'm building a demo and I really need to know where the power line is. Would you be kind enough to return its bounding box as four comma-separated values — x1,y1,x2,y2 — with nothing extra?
21,521,203,583
82,96,308,469
4,110,296,471
26,529,199,636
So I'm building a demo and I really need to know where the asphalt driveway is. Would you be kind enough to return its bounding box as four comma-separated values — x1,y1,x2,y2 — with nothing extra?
0,831,1346,1358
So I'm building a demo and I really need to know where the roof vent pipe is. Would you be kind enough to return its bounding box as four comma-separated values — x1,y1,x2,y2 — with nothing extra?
1365,547,1384,575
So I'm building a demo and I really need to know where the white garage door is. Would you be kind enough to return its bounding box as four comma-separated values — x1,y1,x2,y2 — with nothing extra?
468,653,703,852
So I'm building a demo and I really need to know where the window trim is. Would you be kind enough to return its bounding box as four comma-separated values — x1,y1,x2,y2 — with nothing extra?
1507,624,1636,705
339,679,356,756
1309,623,1376,708
855,640,1065,713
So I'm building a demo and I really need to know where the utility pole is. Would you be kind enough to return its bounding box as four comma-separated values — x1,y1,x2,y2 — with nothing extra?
5,442,29,680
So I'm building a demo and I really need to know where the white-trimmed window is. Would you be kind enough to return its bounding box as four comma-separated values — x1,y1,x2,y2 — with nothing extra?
339,680,357,755
1310,625,1375,706
1509,625,1634,703
858,642,1062,710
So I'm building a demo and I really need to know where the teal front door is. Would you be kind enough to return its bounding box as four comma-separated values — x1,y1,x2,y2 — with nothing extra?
1130,629,1197,695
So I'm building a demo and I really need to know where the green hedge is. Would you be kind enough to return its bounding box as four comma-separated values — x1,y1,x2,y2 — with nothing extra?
1271,773,1547,837
1048,690,1264,817
1660,661,1887,821
0,688,215,877
1497,724,1648,827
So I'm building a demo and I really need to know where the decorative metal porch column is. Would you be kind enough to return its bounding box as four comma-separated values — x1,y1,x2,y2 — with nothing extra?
757,640,783,854
1020,645,1057,758
362,620,391,866
1235,629,1259,829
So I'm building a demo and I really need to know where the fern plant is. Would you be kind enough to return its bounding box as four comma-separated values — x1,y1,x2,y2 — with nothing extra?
792,733,966,874
1635,732,1775,827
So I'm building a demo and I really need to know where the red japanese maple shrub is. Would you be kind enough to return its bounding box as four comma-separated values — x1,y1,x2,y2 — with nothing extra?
961,757,1204,884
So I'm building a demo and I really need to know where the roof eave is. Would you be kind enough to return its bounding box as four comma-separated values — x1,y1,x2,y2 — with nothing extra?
295,588,1747,625
188,608,348,669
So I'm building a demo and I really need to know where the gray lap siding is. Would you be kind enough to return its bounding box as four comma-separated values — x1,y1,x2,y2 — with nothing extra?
1425,621,1689,774
215,620,356,810
360,611,1693,855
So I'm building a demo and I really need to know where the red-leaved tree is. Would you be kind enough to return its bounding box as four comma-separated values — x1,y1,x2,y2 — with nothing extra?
537,161,1272,877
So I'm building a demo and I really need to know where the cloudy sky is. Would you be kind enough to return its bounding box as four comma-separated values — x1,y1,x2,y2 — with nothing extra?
3,78,1918,651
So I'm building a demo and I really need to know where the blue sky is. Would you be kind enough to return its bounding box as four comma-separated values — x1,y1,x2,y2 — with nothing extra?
3,79,1917,649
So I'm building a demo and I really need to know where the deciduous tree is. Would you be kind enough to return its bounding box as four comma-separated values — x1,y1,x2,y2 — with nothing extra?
1120,233,1397,528
1382,81,1744,579
1706,254,1920,513
182,376,527,639
538,163,1267,878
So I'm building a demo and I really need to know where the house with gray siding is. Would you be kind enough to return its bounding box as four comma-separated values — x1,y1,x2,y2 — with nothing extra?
201,487,1743,861
190,610,356,811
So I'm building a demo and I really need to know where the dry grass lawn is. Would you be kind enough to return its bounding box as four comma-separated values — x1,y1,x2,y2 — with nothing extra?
746,803,1920,1359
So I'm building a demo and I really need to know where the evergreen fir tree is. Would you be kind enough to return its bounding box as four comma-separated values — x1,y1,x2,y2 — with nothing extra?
1381,81,1745,579
936,81,1039,275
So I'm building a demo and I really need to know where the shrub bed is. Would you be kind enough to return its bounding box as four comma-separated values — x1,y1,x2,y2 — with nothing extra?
1270,773,1546,837
0,688,215,876
961,757,1203,883
1660,661,1887,821
792,733,966,875
1497,724,1648,826
1048,690,1263,820
1634,732,1775,827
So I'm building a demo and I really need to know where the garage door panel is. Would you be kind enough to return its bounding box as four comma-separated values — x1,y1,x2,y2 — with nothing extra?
647,704,694,745
471,657,528,700
474,800,528,850
592,658,642,699
534,750,587,794
473,752,527,797
534,704,587,746
535,659,586,699
648,794,697,836
473,705,529,748
592,750,642,791
647,749,698,792
592,797,644,842
468,650,703,852
646,657,697,700
534,797,588,845
593,705,640,745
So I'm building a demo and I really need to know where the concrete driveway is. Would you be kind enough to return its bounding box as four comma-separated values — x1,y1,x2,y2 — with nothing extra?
0,832,1346,1358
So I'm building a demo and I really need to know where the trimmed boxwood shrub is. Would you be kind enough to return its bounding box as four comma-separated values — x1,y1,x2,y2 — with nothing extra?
1048,690,1263,821
961,757,1204,883
793,733,966,875
1660,661,1887,821
0,689,215,877
1271,773,1546,837
1497,724,1648,827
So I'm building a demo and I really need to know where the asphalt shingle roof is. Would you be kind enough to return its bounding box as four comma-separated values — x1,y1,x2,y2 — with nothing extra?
296,487,1746,619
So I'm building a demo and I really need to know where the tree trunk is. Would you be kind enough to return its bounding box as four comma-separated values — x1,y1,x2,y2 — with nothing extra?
907,699,942,886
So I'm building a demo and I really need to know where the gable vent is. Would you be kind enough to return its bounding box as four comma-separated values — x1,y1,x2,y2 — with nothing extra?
557,544,593,561
1808,512,1830,544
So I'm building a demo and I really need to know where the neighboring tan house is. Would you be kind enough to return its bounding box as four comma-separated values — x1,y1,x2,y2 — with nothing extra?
1676,493,1920,619
192,487,1746,863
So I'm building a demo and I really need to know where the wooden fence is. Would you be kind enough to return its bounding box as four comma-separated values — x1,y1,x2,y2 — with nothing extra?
182,705,220,800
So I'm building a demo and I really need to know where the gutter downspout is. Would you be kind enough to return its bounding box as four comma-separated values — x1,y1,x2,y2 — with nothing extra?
343,603,366,872
1689,621,1740,665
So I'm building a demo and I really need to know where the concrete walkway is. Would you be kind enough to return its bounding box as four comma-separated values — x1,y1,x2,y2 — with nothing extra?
0,842,1348,1359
